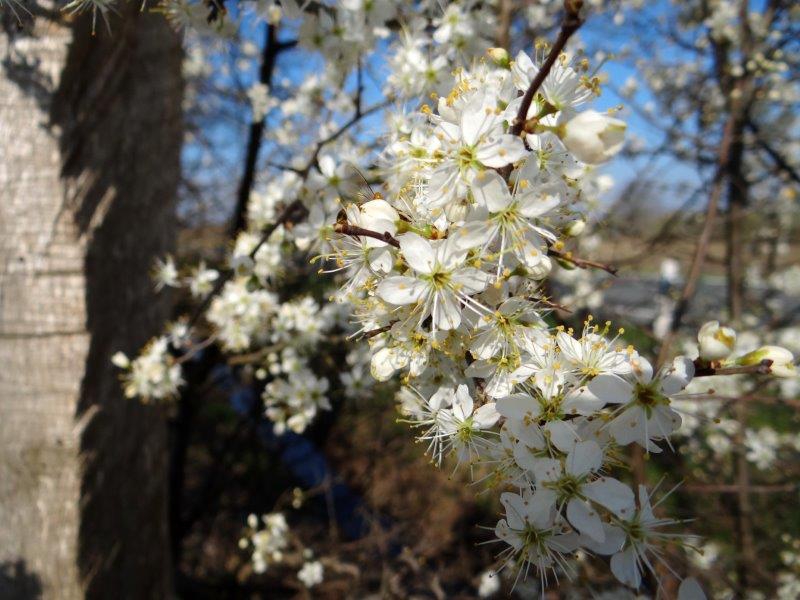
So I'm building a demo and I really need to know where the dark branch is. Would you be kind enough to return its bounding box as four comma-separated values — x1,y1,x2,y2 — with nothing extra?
333,223,400,248
508,1,584,138
747,120,800,185
692,359,773,377
230,25,295,235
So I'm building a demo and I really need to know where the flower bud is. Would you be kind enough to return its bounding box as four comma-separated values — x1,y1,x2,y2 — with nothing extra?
564,219,586,237
697,321,736,361
528,255,553,280
231,254,255,277
267,5,282,24
737,345,796,378
560,110,626,164
111,351,130,369
487,47,511,69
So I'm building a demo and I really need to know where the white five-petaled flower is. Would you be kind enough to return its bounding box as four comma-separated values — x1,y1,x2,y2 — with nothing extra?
377,231,491,331
326,199,399,297
494,486,580,585
607,485,688,590
470,170,559,275
153,255,180,291
529,440,635,543
512,50,595,113
435,384,500,464
584,355,694,450
555,329,631,379
297,560,324,588
428,91,528,208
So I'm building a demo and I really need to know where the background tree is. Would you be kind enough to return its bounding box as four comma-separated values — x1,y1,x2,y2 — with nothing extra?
0,3,181,597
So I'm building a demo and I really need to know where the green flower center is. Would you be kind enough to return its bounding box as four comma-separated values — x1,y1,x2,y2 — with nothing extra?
633,382,665,408
457,146,478,170
427,270,450,288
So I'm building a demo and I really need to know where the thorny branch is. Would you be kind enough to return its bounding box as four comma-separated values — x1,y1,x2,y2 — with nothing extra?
187,95,389,330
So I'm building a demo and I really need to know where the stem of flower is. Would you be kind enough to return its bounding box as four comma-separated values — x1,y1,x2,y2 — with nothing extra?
333,222,401,248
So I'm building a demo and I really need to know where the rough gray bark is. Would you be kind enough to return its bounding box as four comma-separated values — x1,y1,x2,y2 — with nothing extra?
0,5,182,598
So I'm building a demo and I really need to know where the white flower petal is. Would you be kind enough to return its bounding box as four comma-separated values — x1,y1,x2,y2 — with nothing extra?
377,276,427,305
471,170,512,213
580,523,625,555
567,498,605,543
497,393,539,420
678,578,707,600
563,386,606,416
583,477,635,517
660,356,695,395
398,232,436,274
611,547,641,588
474,402,500,429
532,457,562,482
588,374,633,405
451,267,490,295
453,384,474,421
566,440,603,476
477,134,528,168
500,492,527,530
433,290,462,330
545,420,580,454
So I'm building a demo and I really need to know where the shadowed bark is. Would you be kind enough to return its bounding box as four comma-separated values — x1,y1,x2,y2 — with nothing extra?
0,4,182,598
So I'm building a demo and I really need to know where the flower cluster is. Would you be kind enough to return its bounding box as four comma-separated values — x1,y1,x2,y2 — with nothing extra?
111,337,183,402
239,512,290,574
239,512,325,588
107,0,799,595
313,45,718,590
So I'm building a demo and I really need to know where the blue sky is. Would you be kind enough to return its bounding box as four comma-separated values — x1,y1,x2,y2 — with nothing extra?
182,3,709,220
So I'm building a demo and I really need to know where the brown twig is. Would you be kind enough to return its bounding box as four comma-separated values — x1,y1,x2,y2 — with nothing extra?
528,295,573,313
333,223,401,248
508,1,585,138
686,393,800,409
362,324,394,339
176,335,218,364
188,94,387,328
547,247,618,276
655,88,744,366
685,483,797,494
692,359,773,377
231,25,297,235
747,119,800,185
299,99,392,178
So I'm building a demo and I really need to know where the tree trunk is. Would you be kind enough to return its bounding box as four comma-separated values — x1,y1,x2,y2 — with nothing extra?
0,6,182,599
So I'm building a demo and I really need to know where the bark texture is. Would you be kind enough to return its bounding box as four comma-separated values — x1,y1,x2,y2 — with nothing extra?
0,6,182,598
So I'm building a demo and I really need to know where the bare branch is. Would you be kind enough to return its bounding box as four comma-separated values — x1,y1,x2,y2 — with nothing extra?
361,324,394,339
547,247,618,276
333,223,400,248
692,359,773,377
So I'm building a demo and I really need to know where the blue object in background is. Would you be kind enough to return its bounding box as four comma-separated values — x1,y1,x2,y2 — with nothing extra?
211,364,388,542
